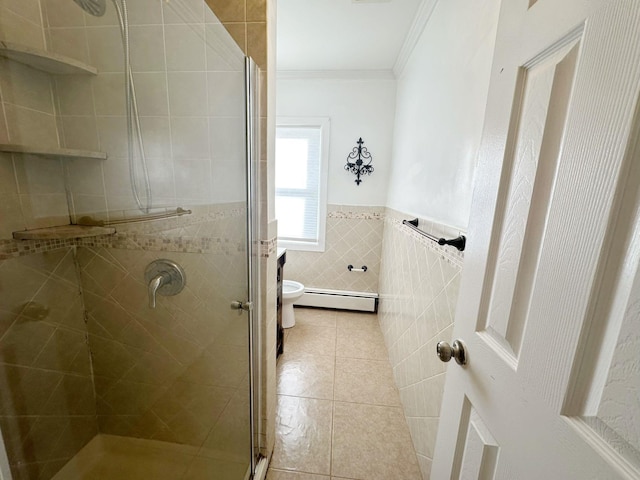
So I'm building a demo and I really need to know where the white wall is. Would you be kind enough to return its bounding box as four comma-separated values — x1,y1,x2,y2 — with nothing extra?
276,76,396,206
387,0,501,230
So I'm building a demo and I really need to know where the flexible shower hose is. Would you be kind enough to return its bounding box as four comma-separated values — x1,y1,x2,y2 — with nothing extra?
112,0,153,214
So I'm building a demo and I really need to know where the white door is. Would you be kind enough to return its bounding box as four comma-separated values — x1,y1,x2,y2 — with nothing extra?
432,0,640,478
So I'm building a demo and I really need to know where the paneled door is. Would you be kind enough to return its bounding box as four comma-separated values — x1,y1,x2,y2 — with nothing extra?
432,0,640,478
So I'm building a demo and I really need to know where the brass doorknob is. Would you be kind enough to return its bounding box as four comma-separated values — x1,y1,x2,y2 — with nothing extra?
436,339,467,365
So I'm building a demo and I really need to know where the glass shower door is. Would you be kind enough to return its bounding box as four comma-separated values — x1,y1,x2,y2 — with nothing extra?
0,0,257,478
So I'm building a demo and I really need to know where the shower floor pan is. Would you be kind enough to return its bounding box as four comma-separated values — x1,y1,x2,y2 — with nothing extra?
52,434,250,480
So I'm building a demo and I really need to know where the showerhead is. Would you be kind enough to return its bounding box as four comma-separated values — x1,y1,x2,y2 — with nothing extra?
73,0,106,17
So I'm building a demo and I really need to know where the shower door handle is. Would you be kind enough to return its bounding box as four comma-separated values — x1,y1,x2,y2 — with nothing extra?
230,300,253,311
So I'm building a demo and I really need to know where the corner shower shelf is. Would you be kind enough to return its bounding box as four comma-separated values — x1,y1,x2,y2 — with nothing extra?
0,144,107,160
0,41,98,75
13,225,116,241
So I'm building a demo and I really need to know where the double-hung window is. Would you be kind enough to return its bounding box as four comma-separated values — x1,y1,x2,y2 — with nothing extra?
275,118,330,251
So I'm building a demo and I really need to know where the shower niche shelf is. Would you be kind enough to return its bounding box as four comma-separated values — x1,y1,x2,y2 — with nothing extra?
0,144,107,160
0,41,98,75
13,225,116,241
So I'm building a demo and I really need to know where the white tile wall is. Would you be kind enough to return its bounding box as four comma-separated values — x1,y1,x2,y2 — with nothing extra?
379,208,464,479
0,0,248,237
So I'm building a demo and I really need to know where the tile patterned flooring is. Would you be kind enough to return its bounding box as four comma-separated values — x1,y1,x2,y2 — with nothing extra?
267,308,422,480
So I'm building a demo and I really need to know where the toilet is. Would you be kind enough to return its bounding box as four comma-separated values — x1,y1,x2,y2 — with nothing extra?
282,280,305,328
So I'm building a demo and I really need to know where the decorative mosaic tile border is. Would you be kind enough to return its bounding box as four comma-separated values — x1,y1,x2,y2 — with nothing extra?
0,203,249,260
327,205,385,220
259,237,277,258
327,210,384,220
1,205,463,268
0,232,245,261
0,238,77,260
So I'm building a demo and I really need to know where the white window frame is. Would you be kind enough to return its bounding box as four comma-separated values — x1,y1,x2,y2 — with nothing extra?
275,117,330,252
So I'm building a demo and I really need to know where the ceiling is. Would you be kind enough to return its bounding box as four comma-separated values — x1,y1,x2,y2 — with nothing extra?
276,0,424,72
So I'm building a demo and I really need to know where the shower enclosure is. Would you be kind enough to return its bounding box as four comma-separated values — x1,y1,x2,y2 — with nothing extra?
0,0,262,478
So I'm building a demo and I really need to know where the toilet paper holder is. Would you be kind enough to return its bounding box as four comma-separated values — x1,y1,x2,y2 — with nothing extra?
347,264,367,272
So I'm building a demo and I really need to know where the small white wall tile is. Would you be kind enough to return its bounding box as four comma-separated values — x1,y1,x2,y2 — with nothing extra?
42,0,85,27
170,117,209,159
0,7,45,49
167,72,207,116
129,25,166,72
86,26,124,72
49,27,90,64
60,116,99,151
5,104,58,147
1,60,54,114
162,0,204,25
207,71,245,117
164,24,206,72
92,73,126,116
96,116,127,156
139,116,172,157
1,0,42,26
132,73,169,116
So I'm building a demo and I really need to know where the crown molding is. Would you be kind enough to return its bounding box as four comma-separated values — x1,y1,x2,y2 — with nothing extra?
277,69,396,81
393,0,439,77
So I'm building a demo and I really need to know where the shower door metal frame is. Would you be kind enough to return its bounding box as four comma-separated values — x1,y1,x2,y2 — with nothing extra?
245,56,262,478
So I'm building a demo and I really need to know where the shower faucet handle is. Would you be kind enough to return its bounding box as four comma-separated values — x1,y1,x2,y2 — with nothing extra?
148,273,170,309
144,260,186,309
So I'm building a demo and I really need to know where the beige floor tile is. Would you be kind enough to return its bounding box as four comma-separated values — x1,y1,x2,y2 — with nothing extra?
335,323,388,360
333,357,400,406
331,402,421,480
294,308,337,328
271,395,332,475
285,325,336,357
334,311,379,330
277,351,335,400
266,469,330,479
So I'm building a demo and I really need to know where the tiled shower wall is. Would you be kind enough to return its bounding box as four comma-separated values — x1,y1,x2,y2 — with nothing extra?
378,208,464,479
0,248,97,480
1,2,275,479
0,0,248,231
75,210,249,450
0,0,68,236
42,0,247,221
0,207,253,479
283,205,384,293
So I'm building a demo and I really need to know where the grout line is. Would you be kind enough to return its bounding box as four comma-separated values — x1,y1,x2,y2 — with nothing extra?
330,308,338,477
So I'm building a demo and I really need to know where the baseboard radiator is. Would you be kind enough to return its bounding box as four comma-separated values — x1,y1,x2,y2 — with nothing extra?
294,288,379,313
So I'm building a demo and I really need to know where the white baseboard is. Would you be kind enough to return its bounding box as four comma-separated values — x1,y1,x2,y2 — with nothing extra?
294,288,378,312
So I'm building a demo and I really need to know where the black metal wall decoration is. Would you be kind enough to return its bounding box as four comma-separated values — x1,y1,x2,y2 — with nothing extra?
345,137,374,185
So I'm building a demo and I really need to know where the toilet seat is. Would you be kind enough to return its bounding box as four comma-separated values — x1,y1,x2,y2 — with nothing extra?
283,280,304,299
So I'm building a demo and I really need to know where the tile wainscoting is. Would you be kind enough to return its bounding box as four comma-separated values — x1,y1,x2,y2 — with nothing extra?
282,205,384,294
379,208,465,479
